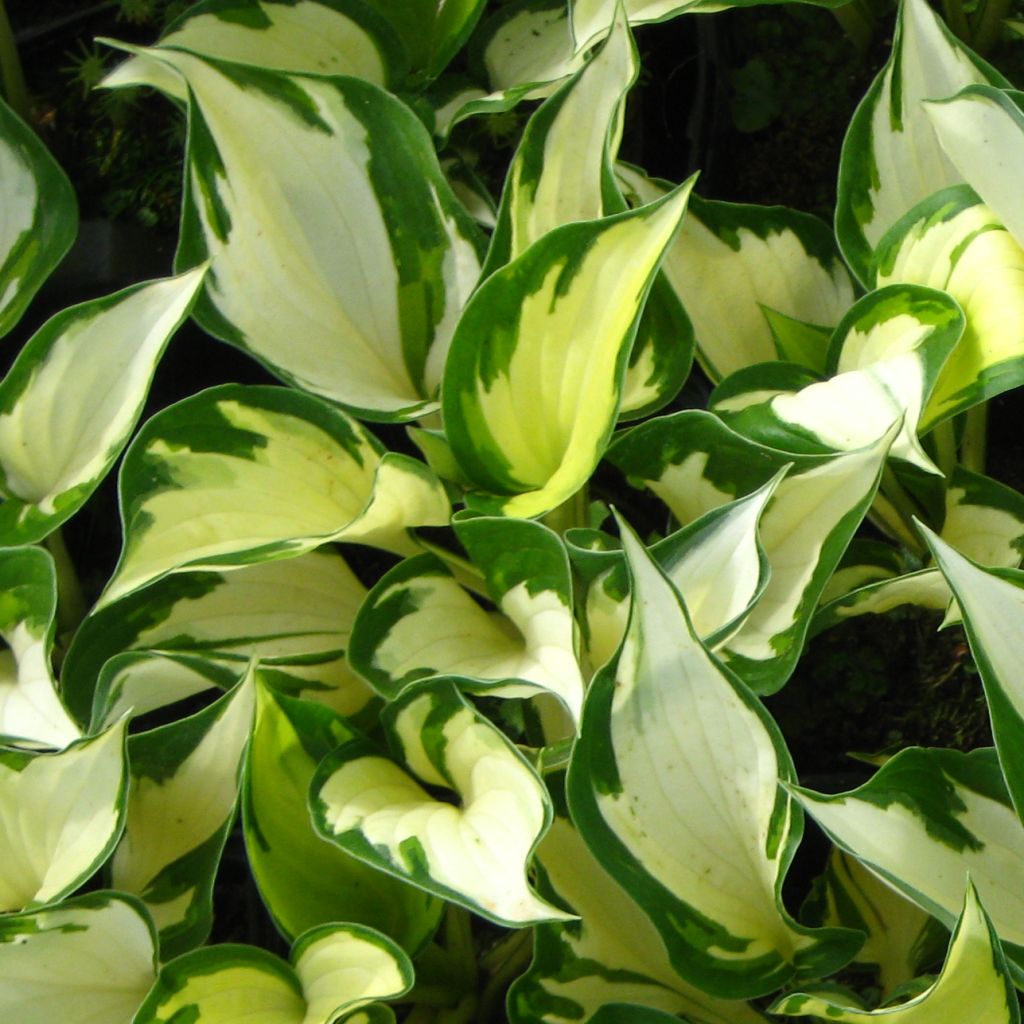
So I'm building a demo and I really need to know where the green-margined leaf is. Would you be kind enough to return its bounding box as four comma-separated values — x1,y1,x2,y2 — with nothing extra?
0,546,79,747
616,164,854,382
350,515,583,721
570,474,777,672
0,891,157,1024
818,539,909,606
62,548,373,726
133,923,413,1024
790,747,1024,975
99,385,450,608
805,848,941,997
772,883,1019,1022
567,520,861,999
485,6,636,273
107,0,408,97
243,675,442,952
873,185,1024,429
509,811,771,1024
0,719,127,912
924,528,1024,825
105,47,485,421
814,466,1024,631
762,307,834,375
0,267,205,546
835,0,1007,284
926,86,1024,252
715,284,962,476
607,411,893,693
311,677,572,926
110,668,254,958
0,96,77,339
443,180,693,518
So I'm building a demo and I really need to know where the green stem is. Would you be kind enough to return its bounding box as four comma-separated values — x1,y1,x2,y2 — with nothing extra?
971,0,1013,55
869,491,926,557
930,419,958,480
960,404,988,474
0,0,29,122
476,929,533,1024
540,485,589,536
44,528,87,645
942,0,972,43
831,0,875,53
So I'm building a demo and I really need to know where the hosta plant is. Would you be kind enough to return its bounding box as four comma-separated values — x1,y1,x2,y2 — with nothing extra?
6,0,1024,1021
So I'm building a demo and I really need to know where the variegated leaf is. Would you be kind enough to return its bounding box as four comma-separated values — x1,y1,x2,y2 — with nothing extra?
805,848,940,997
607,411,893,693
133,923,413,1024
567,520,861,998
924,528,1024,824
572,475,777,672
0,719,127,912
105,46,484,420
100,385,449,608
0,267,205,545
0,96,77,339
0,891,157,1024
62,548,373,726
243,675,442,951
106,0,408,98
772,883,1019,1022
443,181,693,518
111,669,254,958
616,164,854,382
0,546,80,747
791,747,1024,974
715,284,961,475
350,515,583,721
509,811,771,1024
311,678,571,926
873,185,1024,429
835,0,1007,284
486,6,636,272
926,85,1024,252
814,466,1024,631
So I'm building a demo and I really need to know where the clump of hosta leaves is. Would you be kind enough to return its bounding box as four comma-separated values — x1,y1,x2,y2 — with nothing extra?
6,1,1024,1022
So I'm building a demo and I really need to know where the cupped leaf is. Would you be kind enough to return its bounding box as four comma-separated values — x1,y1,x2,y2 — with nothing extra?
835,0,1007,284
243,675,442,952
616,164,854,382
100,385,449,608
106,45,484,420
873,185,1024,429
107,0,408,96
791,747,1024,973
62,548,373,726
111,668,255,958
0,891,157,1024
443,180,693,518
0,95,77,339
0,545,80,747
713,284,961,475
805,848,940,998
572,474,778,672
133,923,413,1024
311,677,571,926
350,515,583,721
926,85,1024,252
510,810,771,1024
485,5,636,273
567,520,861,999
0,267,205,546
0,719,127,912
607,411,894,693
772,883,1019,1023
924,528,1024,825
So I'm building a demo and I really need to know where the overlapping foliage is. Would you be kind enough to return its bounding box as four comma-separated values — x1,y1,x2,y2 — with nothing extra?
4,0,1024,1020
